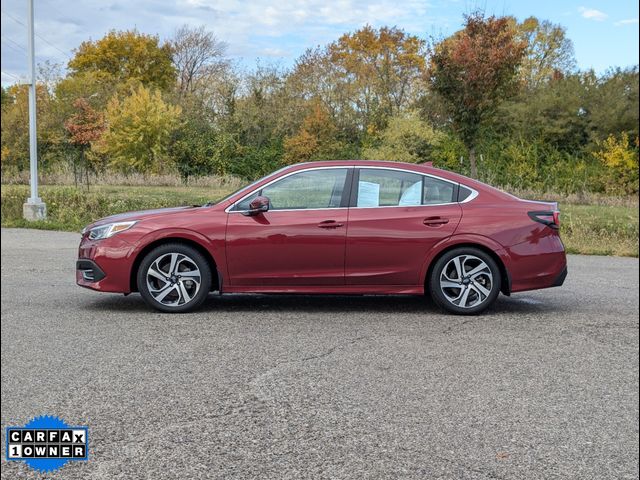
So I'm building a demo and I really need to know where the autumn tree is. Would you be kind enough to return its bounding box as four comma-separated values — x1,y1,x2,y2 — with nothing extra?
290,26,426,135
512,17,576,89
329,25,427,129
171,25,229,96
64,98,106,186
96,85,181,173
68,30,176,91
283,101,345,164
0,84,54,174
428,12,526,177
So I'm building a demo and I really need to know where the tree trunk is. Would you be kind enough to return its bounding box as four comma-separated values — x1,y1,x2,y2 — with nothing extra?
73,154,78,189
81,149,90,191
469,147,478,179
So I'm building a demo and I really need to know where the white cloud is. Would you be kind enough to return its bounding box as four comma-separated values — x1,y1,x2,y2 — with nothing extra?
579,7,608,21
615,18,639,26
1,0,437,85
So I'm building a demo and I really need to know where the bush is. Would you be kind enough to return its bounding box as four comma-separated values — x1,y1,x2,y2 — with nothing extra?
592,133,639,195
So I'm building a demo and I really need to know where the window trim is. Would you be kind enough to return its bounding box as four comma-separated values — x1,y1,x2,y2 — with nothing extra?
350,166,463,209
225,165,479,214
226,166,353,214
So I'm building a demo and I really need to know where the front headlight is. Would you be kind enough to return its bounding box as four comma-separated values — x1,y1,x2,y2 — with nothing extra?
87,221,137,240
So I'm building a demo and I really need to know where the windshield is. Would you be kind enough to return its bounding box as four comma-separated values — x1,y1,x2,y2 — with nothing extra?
203,166,291,207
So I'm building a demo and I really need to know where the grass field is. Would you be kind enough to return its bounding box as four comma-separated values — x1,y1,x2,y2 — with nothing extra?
1,184,638,257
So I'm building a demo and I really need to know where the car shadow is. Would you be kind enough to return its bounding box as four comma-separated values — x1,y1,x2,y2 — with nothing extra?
81,292,559,316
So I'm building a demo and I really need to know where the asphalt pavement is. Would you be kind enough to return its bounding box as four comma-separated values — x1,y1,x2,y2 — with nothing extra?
1,228,638,479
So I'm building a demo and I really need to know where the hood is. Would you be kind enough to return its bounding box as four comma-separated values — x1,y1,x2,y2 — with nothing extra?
88,206,199,229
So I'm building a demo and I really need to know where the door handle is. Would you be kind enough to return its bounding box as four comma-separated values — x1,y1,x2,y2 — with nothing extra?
423,216,449,226
318,220,344,229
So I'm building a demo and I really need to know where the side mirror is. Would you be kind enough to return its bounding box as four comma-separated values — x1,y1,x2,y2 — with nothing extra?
242,196,270,216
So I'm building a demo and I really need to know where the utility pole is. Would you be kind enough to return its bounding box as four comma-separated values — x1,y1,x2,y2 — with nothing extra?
23,0,46,221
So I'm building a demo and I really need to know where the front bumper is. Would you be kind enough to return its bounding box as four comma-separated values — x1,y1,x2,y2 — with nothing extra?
76,259,106,282
76,235,136,293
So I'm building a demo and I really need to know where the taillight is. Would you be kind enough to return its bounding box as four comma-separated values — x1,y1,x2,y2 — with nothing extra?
528,210,560,230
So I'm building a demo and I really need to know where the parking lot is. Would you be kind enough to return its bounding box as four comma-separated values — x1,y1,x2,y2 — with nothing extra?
1,228,638,479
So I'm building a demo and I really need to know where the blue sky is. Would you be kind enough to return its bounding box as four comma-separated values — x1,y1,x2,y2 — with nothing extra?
1,0,638,85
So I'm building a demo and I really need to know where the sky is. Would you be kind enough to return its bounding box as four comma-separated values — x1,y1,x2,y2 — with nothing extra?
1,0,638,86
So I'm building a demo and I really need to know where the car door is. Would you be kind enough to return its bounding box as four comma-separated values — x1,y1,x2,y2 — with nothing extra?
225,167,351,286
345,168,462,286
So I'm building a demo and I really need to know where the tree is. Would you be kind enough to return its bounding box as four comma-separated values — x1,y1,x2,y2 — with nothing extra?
363,112,443,163
96,85,181,173
0,84,54,174
169,113,225,181
428,12,526,177
1,86,13,109
497,73,592,152
64,98,106,186
171,25,229,96
283,101,346,164
68,30,176,91
588,67,639,142
289,26,427,136
329,25,427,129
512,17,576,89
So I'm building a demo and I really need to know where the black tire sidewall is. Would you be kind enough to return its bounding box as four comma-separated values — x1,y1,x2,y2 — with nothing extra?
429,247,501,315
137,243,212,313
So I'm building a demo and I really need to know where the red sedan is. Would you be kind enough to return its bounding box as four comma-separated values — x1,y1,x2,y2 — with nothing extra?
77,161,567,314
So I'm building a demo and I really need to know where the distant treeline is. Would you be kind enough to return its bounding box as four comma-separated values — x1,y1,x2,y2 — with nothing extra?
1,13,638,195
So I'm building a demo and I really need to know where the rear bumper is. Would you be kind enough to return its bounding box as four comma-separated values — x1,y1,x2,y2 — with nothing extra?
506,233,567,293
553,265,568,287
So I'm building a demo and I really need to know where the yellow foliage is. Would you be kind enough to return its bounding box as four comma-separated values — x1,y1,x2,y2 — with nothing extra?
593,133,639,195
96,85,181,174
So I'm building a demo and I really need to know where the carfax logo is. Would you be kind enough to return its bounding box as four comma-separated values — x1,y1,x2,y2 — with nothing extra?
5,415,88,473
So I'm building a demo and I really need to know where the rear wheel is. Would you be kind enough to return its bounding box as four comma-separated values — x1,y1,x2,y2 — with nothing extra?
137,243,212,313
428,247,501,315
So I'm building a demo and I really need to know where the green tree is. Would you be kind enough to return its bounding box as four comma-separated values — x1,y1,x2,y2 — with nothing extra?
428,12,526,177
497,73,592,152
363,112,443,163
169,113,226,181
68,30,176,91
97,85,182,173
588,67,639,142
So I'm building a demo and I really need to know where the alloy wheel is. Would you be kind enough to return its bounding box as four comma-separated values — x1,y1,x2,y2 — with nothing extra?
146,252,202,307
439,254,494,309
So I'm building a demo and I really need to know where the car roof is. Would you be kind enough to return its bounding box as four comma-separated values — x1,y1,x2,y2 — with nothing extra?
285,160,457,181
284,160,514,201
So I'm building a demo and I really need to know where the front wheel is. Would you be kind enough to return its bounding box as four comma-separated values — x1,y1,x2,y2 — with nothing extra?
137,243,212,313
428,248,501,315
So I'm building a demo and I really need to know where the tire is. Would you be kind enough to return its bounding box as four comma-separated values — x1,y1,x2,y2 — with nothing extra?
428,247,501,315
137,243,212,313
